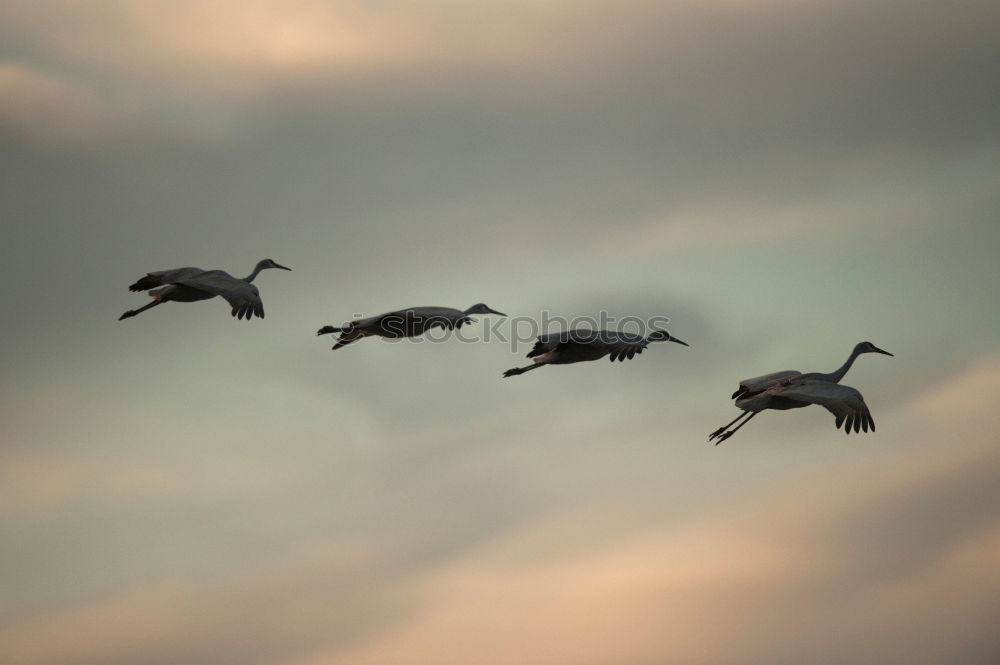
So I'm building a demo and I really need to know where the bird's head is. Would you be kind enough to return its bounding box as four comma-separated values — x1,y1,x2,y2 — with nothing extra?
856,341,893,356
259,258,292,271
465,303,506,316
648,329,689,346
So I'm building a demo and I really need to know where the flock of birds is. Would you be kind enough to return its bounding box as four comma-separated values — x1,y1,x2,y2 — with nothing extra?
119,258,894,442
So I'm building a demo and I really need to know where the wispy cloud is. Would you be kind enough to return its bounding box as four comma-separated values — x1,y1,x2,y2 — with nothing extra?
0,62,117,144
2,0,996,144
0,0,643,93
0,543,413,665
0,452,179,514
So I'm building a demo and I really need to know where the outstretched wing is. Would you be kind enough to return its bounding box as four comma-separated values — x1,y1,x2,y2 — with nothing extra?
175,271,264,320
602,332,650,362
769,381,875,434
370,307,462,337
128,267,205,292
528,331,573,358
527,330,649,362
732,370,801,399
527,330,601,358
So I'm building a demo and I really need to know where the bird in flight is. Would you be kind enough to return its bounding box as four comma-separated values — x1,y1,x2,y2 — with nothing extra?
503,328,688,377
119,258,291,321
710,341,893,444
317,303,506,350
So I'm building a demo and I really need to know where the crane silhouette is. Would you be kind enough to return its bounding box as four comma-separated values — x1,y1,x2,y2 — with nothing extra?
317,304,506,350
119,259,290,321
710,341,893,444
503,328,688,377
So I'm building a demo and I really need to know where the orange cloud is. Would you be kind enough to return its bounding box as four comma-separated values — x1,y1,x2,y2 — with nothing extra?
910,353,1000,426
0,452,179,514
0,542,407,665
0,0,624,93
0,62,115,144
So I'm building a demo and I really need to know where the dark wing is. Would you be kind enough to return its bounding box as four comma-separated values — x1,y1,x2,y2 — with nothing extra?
601,331,651,362
375,307,461,337
527,330,600,358
732,370,802,399
769,381,876,434
175,271,264,320
128,267,205,291
527,338,555,358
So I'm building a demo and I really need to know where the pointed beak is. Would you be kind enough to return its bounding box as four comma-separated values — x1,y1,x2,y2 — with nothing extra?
275,263,292,271
487,308,506,316
875,347,893,356
669,336,689,347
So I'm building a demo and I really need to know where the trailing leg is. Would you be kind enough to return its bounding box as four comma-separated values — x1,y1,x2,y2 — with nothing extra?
317,325,346,336
119,299,163,320
714,412,758,445
709,411,751,442
503,363,545,378
332,330,363,350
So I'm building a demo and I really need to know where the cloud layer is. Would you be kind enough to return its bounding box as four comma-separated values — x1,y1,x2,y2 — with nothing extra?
3,360,999,665
1,2,999,664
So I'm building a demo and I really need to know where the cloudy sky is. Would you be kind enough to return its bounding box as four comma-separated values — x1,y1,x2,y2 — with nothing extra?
2,1,999,663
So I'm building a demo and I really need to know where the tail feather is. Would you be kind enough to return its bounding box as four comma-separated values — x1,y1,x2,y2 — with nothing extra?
317,325,346,336
331,329,363,350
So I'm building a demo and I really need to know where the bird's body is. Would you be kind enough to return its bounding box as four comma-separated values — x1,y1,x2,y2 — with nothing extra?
729,370,802,400
318,303,505,350
119,259,291,321
503,328,688,377
710,341,893,443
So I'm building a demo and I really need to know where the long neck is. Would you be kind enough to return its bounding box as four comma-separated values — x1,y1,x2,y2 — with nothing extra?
824,347,863,383
243,263,265,283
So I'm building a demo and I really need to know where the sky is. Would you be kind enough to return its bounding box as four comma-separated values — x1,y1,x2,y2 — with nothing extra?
1,1,1000,663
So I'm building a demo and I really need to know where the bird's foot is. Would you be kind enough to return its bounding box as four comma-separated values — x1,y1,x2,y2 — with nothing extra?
714,431,734,445
708,426,726,441
502,368,521,378
118,310,135,320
